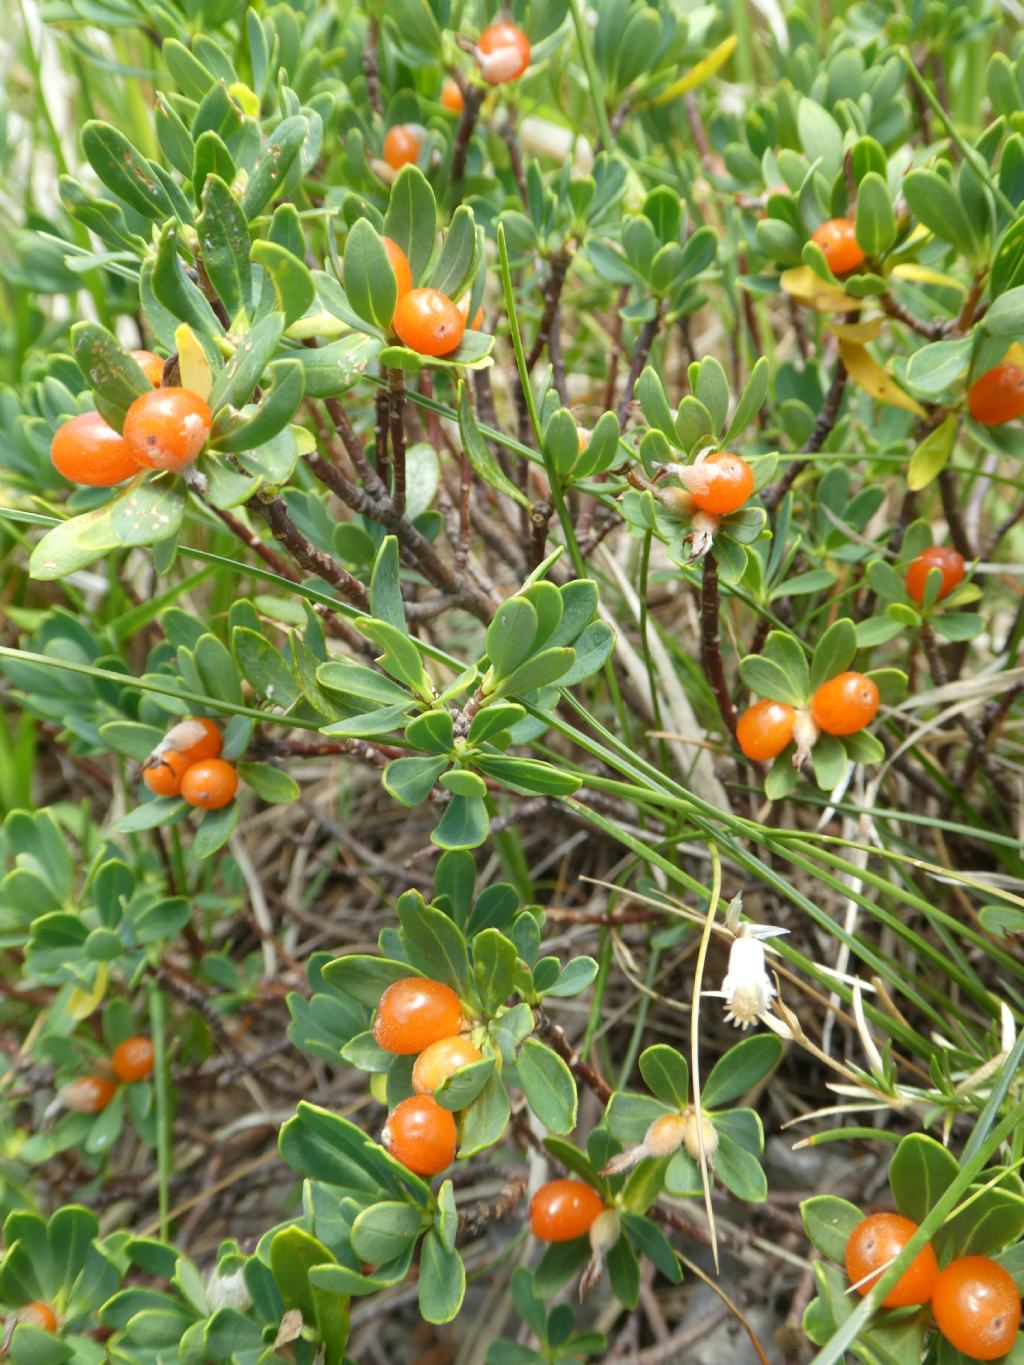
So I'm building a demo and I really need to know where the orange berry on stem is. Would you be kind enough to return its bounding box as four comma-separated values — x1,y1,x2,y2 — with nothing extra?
50,411,139,488
967,363,1024,426
682,452,755,516
478,21,531,83
383,125,421,171
736,699,797,761
932,1256,1021,1361
123,387,212,472
811,671,879,736
131,349,164,387
60,1075,117,1114
382,1094,457,1175
17,1303,58,1332
382,236,413,300
843,1212,938,1307
412,1036,482,1095
170,716,222,763
905,546,965,604
441,78,465,114
529,1179,604,1243
811,218,866,276
142,750,191,798
392,287,465,357
373,977,464,1055
180,758,238,810
112,1035,155,1083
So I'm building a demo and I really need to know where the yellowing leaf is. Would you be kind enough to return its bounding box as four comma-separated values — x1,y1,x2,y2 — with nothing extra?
829,317,884,343
1002,342,1024,367
890,263,966,293
838,339,927,417
907,415,957,491
68,963,108,1021
227,82,260,119
780,265,862,313
174,323,213,400
644,36,738,107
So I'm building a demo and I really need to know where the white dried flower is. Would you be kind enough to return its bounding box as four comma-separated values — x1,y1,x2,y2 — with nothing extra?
206,1267,252,1313
719,930,775,1029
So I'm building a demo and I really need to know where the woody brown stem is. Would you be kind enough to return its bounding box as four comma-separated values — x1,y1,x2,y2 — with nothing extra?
387,367,407,517
702,550,737,738
248,493,369,611
525,248,571,372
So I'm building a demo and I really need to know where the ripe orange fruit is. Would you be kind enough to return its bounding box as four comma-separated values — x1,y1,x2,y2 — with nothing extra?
373,977,464,1055
50,411,139,487
123,387,212,472
411,1036,482,1095
736,699,797,761
811,218,866,276
843,1212,938,1307
441,78,464,114
811,671,879,735
478,21,531,83
932,1256,1021,1360
392,287,465,357
967,363,1024,426
529,1180,604,1242
381,1095,457,1175
686,452,755,516
170,717,222,763
112,1036,155,1083
60,1075,117,1114
131,349,164,387
382,236,413,300
383,125,421,171
142,750,191,798
179,758,238,810
17,1302,58,1332
905,546,965,604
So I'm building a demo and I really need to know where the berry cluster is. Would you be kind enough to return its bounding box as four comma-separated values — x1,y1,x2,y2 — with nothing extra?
60,1036,155,1115
142,717,237,809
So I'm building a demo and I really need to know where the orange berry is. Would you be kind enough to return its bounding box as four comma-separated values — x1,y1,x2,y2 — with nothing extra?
373,977,464,1055
123,387,212,472
456,294,485,330
811,671,879,736
142,750,191,798
17,1302,58,1332
179,758,238,810
844,1213,938,1308
382,236,413,300
412,1036,482,1095
169,717,222,763
441,78,465,115
478,21,531,83
392,287,465,357
967,363,1024,426
131,349,164,387
381,1094,457,1175
383,125,421,171
112,1036,154,1083
905,546,965,604
60,1075,117,1114
811,218,866,276
529,1179,604,1242
736,699,797,761
50,411,139,488
932,1256,1021,1361
685,452,755,516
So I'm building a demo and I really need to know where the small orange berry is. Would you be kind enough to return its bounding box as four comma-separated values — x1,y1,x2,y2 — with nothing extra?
373,978,464,1055
382,236,414,300
17,1303,58,1332
529,1180,604,1242
441,79,465,115
392,287,465,357
932,1256,1021,1361
142,750,191,798
112,1036,154,1083
844,1212,938,1308
736,699,797,761
967,363,1024,426
179,758,238,810
169,717,222,763
478,21,531,84
123,387,212,472
383,125,421,171
60,1075,117,1114
412,1036,482,1095
131,349,165,387
685,452,755,516
905,546,965,604
811,218,866,276
811,671,879,736
381,1094,457,1175
50,411,139,488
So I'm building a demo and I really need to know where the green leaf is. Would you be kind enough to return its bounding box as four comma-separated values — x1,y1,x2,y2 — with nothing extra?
209,314,284,410
232,627,301,706
81,121,174,220
486,598,539,680
198,175,252,321
904,170,980,260
242,116,307,219
344,219,397,333
458,383,531,508
369,536,405,631
713,1127,767,1202
358,618,431,699
322,955,412,1006
472,928,517,1012
694,357,729,433
739,654,805,707
812,732,847,791
810,618,857,690
474,756,581,797
889,1133,960,1225
251,239,315,327
907,416,957,492
432,795,490,850
540,957,599,999
702,1035,782,1108
800,1194,864,1263
153,224,223,338
191,801,239,859
216,360,306,451
383,167,437,282
855,173,896,258
638,1045,689,1108
429,207,479,301
724,356,770,443
607,1234,640,1308
458,1069,511,1156
434,1056,496,1112
383,756,448,806
397,896,469,991
418,1231,465,1325
234,762,299,803
905,337,973,397
29,503,120,581
517,1039,578,1134
491,648,575,699
350,1202,422,1265
620,1212,682,1284
71,322,150,428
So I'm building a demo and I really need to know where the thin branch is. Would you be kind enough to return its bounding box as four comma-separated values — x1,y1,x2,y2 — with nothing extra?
763,357,848,512
247,493,369,611
386,367,407,517
879,292,946,340
701,550,737,738
617,308,662,425
451,82,484,185
524,248,571,372
938,466,973,559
